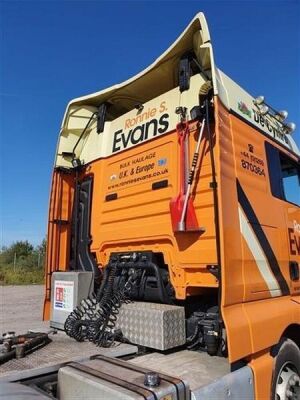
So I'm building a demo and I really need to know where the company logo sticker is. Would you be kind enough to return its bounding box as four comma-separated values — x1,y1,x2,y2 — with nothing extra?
158,158,167,166
238,101,252,118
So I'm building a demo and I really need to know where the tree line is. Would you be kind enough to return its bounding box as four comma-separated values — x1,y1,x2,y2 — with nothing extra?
0,240,46,269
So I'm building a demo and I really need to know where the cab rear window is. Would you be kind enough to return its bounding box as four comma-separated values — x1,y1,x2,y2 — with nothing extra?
265,142,300,206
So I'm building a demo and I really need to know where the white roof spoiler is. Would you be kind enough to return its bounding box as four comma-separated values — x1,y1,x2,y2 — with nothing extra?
60,13,217,130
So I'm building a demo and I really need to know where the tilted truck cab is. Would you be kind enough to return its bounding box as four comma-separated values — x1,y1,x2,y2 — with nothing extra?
33,12,300,400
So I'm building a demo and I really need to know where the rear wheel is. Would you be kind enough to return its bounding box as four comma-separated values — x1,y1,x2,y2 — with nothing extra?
272,339,300,400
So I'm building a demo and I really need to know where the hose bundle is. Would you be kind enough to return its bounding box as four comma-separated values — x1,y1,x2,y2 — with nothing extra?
64,265,140,347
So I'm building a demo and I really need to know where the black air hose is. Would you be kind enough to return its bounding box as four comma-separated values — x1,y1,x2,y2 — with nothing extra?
64,264,139,347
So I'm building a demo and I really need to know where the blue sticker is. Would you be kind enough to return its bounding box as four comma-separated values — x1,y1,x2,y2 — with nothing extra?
158,158,167,166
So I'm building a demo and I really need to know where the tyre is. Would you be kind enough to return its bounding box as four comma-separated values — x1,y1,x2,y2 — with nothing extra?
271,338,300,400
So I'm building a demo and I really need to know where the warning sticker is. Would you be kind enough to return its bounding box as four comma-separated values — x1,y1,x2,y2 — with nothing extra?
54,280,74,312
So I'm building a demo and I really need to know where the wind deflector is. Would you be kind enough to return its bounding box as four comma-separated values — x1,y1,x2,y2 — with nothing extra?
59,13,217,126
56,13,219,169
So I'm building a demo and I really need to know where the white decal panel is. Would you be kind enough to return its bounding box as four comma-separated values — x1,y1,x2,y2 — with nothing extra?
238,206,282,297
54,280,74,312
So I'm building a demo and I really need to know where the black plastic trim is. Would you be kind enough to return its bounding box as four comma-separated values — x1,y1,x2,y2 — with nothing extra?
105,193,118,201
69,176,100,281
152,180,168,190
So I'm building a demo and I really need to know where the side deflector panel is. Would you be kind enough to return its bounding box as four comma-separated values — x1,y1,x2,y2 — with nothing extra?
43,169,75,320
69,176,99,281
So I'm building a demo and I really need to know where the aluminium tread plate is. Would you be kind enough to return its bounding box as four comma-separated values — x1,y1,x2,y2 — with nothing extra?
0,331,137,377
116,302,186,350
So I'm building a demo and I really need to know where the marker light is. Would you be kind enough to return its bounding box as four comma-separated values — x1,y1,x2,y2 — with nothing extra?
259,105,269,115
285,122,296,134
72,158,82,168
275,110,288,122
253,96,265,105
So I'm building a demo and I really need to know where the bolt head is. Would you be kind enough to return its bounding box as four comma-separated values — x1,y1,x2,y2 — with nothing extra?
289,378,296,386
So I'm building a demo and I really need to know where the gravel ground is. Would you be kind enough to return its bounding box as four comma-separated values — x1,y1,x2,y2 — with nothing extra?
0,286,228,389
0,285,49,334
0,285,137,377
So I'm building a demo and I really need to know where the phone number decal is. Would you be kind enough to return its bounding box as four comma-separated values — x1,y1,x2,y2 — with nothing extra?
241,159,265,176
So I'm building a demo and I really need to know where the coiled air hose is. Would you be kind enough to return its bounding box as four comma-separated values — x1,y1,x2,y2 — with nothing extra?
64,265,140,347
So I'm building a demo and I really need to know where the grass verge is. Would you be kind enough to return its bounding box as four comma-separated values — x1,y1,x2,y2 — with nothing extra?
0,265,44,285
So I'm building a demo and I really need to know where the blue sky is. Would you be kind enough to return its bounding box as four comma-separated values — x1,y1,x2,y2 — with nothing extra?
0,0,299,246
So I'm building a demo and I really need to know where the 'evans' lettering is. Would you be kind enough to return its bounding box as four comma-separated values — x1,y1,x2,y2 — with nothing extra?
288,228,300,256
112,114,169,153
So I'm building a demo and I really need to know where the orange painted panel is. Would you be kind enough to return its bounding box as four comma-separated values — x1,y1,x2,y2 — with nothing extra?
87,122,218,299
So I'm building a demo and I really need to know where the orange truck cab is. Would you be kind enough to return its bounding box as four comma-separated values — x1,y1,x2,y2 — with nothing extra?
42,13,300,400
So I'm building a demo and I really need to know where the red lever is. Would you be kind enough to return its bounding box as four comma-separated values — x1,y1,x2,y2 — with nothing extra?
170,121,199,232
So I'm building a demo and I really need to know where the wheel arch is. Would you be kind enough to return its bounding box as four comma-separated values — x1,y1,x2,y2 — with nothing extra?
270,324,300,358
281,324,300,349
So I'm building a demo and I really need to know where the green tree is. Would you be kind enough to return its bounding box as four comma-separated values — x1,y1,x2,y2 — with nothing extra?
11,240,34,257
0,240,34,265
